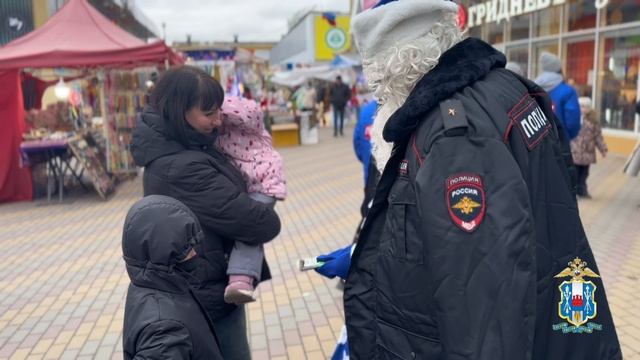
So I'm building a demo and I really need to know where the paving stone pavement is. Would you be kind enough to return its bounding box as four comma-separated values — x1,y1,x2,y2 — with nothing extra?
0,126,639,359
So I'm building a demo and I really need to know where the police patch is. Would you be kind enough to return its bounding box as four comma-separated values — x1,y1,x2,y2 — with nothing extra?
509,96,551,150
446,173,485,233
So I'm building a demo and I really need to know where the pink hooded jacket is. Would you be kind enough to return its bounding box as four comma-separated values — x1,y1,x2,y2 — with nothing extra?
217,96,287,200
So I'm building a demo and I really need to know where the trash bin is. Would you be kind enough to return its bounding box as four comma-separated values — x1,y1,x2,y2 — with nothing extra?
299,111,318,145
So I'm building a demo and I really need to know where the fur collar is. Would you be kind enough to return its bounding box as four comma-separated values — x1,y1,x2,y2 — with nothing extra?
383,37,506,142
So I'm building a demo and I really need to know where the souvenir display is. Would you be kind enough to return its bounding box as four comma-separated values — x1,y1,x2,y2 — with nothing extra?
67,132,114,200
103,68,154,173
20,67,157,201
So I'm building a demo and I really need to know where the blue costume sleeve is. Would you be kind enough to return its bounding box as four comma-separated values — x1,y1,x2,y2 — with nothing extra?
353,101,377,185
353,118,367,163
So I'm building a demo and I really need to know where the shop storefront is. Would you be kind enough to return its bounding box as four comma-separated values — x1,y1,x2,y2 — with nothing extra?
459,0,640,154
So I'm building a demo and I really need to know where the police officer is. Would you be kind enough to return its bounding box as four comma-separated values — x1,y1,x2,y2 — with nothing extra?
344,1,622,359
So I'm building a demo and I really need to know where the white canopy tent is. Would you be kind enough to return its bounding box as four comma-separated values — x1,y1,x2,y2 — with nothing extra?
270,65,355,88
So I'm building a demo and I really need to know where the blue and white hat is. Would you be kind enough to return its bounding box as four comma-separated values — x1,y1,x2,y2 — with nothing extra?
352,0,459,58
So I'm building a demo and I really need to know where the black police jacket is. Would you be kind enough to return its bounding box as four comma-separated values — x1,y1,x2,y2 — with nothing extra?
122,195,223,360
130,107,281,321
344,38,622,360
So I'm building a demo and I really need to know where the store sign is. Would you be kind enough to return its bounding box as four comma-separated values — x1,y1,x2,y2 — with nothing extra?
466,0,610,28
7,16,24,32
315,15,351,61
0,1,34,45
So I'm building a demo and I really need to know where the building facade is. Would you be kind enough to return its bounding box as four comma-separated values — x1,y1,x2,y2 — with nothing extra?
174,41,275,62
270,11,352,66
458,0,639,154
0,0,35,45
0,0,158,46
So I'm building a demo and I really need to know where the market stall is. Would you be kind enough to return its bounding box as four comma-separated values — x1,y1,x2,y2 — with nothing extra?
0,0,182,203
185,47,269,100
268,59,363,147
184,47,302,146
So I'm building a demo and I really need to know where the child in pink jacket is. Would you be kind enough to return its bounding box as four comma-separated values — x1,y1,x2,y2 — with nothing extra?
217,96,286,304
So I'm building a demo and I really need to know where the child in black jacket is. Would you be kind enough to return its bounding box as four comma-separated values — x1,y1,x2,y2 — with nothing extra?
122,195,223,360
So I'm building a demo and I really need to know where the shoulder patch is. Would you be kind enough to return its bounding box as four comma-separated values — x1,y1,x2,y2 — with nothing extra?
509,95,551,150
446,173,485,233
440,99,468,132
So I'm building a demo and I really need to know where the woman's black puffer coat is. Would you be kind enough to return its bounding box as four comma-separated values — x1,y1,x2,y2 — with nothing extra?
130,106,281,321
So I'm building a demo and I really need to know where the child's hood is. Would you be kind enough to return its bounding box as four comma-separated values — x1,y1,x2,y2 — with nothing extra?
122,195,204,293
220,96,265,134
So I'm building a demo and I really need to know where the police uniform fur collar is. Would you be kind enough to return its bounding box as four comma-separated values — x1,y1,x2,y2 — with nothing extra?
383,37,506,143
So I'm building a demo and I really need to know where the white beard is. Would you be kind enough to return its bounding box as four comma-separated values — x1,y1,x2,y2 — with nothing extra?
359,14,463,175
371,100,402,173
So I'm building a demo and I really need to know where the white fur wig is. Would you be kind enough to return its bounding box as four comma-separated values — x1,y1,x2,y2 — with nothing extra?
352,2,463,172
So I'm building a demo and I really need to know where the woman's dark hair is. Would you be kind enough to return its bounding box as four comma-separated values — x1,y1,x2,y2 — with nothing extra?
151,66,224,145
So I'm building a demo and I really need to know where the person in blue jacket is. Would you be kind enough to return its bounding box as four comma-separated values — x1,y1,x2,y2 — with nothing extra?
535,51,581,140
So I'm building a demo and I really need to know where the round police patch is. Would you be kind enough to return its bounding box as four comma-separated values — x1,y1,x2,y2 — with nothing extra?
446,173,486,233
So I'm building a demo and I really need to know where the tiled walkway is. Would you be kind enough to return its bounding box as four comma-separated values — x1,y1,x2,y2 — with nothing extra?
0,127,639,359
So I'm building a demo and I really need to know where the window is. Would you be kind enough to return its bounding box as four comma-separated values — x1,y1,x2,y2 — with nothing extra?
467,24,482,40
509,14,530,41
567,0,598,31
460,0,482,39
47,0,65,15
605,0,640,26
506,46,529,77
597,32,640,131
534,5,562,37
564,38,595,97
532,42,560,79
488,22,504,44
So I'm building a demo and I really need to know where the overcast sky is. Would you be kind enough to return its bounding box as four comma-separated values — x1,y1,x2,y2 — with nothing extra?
135,0,351,44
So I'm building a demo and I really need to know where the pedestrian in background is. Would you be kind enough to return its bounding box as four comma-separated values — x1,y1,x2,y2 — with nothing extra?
535,51,581,140
317,82,331,127
122,195,223,360
330,75,352,137
571,97,608,198
295,82,317,111
505,62,525,77
131,66,281,360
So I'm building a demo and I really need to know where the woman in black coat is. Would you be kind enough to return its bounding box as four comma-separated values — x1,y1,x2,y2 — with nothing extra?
130,66,281,359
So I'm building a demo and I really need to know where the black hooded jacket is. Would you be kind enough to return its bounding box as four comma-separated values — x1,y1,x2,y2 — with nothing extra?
130,106,281,321
345,38,621,360
122,195,223,360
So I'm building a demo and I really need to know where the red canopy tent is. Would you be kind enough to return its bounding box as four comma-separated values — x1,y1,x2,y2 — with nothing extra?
0,0,182,203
